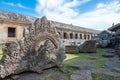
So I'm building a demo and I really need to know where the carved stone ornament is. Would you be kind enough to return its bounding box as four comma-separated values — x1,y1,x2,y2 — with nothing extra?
0,16,66,78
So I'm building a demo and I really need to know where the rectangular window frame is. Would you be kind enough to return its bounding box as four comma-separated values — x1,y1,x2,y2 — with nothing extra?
8,27,16,38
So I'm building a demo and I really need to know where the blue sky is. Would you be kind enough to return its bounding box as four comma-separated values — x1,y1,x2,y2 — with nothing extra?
0,0,120,30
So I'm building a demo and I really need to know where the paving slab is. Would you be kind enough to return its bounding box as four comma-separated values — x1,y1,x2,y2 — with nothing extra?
102,53,115,57
105,61,120,69
70,70,92,80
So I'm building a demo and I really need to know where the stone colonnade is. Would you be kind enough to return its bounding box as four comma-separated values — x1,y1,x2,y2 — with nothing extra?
57,28,97,40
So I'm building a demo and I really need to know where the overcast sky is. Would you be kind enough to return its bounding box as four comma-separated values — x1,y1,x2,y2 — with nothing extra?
0,0,120,30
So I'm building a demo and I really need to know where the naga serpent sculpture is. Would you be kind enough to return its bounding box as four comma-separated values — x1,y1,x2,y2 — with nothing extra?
0,16,66,78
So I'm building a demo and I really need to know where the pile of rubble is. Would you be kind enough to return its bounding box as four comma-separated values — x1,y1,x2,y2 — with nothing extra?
92,30,112,48
93,29,120,57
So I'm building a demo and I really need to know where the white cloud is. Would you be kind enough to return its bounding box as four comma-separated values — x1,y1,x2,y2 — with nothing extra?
36,0,120,30
2,2,32,10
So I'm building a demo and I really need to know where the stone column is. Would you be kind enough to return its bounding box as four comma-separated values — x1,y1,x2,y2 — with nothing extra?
67,32,70,39
82,33,84,40
61,31,64,39
89,34,91,39
73,32,75,39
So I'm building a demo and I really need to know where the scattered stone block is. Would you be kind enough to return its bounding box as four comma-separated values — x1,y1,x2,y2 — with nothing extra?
105,49,115,53
89,56,98,60
65,45,78,53
105,61,120,69
109,56,120,62
103,71,120,77
70,70,92,80
91,68,120,77
91,68,110,74
102,53,115,57
79,40,96,53
52,74,63,80
115,46,120,57
69,60,88,69
59,66,68,73
100,58,109,61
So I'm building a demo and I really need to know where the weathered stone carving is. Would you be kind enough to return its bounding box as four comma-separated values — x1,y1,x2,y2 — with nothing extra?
98,30,111,40
0,16,66,78
92,30,111,48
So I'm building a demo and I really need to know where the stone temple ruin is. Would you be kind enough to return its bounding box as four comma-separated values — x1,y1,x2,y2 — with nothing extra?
0,10,99,48
0,16,66,78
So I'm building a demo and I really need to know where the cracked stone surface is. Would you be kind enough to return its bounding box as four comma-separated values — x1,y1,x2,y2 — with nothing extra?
0,16,66,78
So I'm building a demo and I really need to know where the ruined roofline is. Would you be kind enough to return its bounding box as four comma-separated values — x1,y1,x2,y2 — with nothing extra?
0,18,32,25
51,20,100,33
0,10,99,33
108,23,120,31
0,10,36,24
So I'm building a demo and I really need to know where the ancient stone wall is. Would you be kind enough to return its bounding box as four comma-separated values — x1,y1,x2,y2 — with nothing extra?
0,10,99,46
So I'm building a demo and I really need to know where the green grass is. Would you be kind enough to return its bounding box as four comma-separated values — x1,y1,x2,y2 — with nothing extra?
0,49,3,60
63,53,88,65
64,52,106,68
97,48,106,54
0,49,2,54
64,48,107,67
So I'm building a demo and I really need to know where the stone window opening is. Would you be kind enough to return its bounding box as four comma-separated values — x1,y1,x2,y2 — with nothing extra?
84,34,86,39
63,32,67,39
91,34,93,38
80,34,82,39
75,34,78,39
88,35,90,39
70,33,73,39
8,27,16,37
